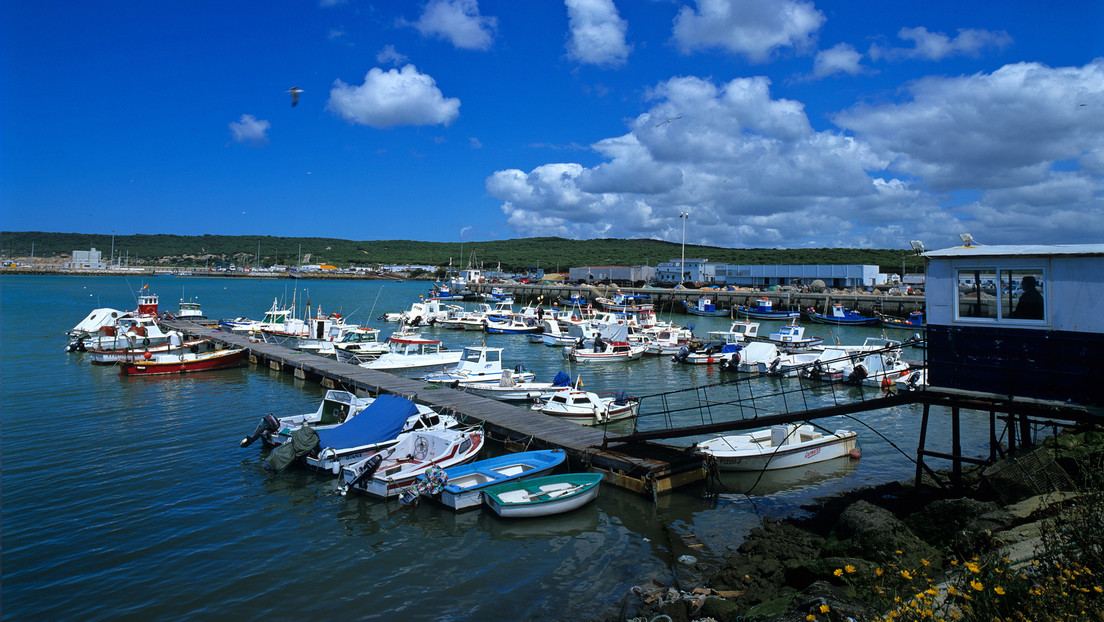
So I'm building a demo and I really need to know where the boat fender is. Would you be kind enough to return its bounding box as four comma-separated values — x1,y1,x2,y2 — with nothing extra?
143,350,152,360
240,414,280,448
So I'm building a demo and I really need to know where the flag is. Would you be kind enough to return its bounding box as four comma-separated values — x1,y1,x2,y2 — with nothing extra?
142,284,148,290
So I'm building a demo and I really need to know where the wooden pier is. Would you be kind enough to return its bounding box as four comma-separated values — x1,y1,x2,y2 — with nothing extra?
162,320,706,496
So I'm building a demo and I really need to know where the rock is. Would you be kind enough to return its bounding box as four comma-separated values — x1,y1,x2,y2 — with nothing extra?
710,518,825,608
905,497,1003,554
767,580,876,622
825,500,938,566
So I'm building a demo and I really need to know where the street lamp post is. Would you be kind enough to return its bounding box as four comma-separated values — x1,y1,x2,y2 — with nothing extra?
679,211,689,286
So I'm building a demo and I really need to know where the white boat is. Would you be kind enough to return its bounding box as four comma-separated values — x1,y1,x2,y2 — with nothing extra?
340,428,486,499
463,370,574,402
67,307,125,350
709,320,760,342
482,315,541,334
482,473,603,518
422,449,567,511
720,341,780,372
321,327,389,360
88,337,215,364
563,339,646,363
423,346,536,385
240,389,376,448
642,329,692,355
380,298,462,326
531,387,639,425
359,337,463,371
766,323,824,351
697,424,858,471
260,305,353,349
229,298,294,334
176,298,206,320
758,351,824,377
672,336,741,365
79,314,174,351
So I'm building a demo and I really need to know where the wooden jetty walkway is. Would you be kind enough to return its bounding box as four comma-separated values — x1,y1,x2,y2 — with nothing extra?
162,320,707,496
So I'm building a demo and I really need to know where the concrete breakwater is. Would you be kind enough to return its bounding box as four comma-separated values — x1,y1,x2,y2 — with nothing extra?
470,282,926,317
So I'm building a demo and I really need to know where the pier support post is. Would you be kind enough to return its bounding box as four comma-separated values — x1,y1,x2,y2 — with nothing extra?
915,403,930,485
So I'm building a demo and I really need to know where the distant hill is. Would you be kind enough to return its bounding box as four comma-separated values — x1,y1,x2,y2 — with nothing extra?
0,231,924,274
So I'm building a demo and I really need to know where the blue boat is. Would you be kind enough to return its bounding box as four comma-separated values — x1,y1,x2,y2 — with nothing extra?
417,449,567,510
803,304,879,326
735,297,800,320
878,310,924,329
683,296,728,317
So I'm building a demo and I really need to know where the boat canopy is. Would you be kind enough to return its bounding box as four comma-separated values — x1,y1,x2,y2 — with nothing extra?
316,395,419,450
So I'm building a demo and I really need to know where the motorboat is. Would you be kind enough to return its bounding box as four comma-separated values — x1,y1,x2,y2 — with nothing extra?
379,298,462,326
462,370,574,402
878,310,925,330
803,304,879,326
359,337,463,370
482,473,603,518
563,339,645,363
240,389,377,449
697,424,858,471
683,296,728,317
89,337,215,364
78,313,174,351
766,323,824,351
423,346,536,385
118,347,246,376
176,298,206,320
734,298,800,320
259,305,352,349
340,427,486,499
595,292,653,313
531,387,639,426
322,327,389,361
642,328,692,355
720,341,780,372
672,333,743,365
418,449,567,511
483,315,542,334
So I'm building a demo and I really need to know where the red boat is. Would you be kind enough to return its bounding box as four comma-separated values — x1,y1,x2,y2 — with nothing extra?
118,348,247,376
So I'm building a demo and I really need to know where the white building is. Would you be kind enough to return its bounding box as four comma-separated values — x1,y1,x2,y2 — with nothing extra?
568,265,655,284
655,259,710,283
66,248,107,270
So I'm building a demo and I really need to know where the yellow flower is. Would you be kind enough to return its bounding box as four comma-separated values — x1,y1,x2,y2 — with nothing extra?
819,604,830,614
805,615,816,621
896,550,904,555
970,580,983,591
965,561,981,573
947,586,959,596
994,586,1005,595
876,568,884,577
1094,586,1103,593
833,568,844,577
901,570,913,580
845,564,856,574
921,558,930,566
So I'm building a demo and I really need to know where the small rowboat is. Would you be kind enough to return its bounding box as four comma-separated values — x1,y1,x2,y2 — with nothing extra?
422,449,567,511
697,424,858,471
482,473,603,518
118,348,246,376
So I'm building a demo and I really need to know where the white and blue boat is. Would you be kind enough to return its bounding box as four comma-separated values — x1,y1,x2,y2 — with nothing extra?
419,449,567,510
683,296,728,317
735,297,800,320
803,304,879,326
422,346,535,385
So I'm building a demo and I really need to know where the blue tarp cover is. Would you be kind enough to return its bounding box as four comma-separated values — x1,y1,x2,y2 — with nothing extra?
316,394,419,450
552,371,571,386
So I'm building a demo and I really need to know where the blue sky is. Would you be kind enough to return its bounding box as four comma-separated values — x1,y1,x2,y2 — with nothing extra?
3,1,1101,250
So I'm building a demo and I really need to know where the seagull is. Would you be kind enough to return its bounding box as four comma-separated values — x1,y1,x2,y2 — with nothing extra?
286,86,304,107
655,115,682,127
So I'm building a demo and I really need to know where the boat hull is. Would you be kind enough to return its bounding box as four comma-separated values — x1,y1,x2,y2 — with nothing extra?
699,429,858,471
483,473,603,518
118,349,246,376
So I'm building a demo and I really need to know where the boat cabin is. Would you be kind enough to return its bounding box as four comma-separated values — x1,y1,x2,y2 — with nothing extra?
924,243,1104,406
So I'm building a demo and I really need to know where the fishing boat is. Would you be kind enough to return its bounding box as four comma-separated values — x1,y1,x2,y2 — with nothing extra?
641,328,692,355
419,449,567,511
66,307,125,351
672,334,742,365
697,424,858,471
563,339,645,363
176,298,206,320
803,304,879,325
556,291,588,306
482,315,542,334
877,310,924,330
595,292,654,313
531,387,639,425
339,427,485,499
683,296,728,317
481,287,514,303
482,473,603,518
765,323,824,351
118,347,246,376
323,327,389,360
462,370,573,402
89,337,215,364
359,336,463,371
735,298,800,320
708,320,760,342
423,346,536,385
78,313,175,351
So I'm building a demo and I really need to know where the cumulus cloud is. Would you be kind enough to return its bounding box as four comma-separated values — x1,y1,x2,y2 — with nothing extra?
869,26,1012,62
229,114,270,144
328,64,460,128
487,59,1104,247
410,0,496,51
672,0,824,62
565,0,631,67
814,43,865,78
376,45,407,65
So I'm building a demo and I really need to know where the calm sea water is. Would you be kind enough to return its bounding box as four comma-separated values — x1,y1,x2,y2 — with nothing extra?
2,275,990,621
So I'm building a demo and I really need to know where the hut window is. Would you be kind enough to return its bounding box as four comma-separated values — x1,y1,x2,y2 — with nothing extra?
1001,269,1045,321
955,269,998,320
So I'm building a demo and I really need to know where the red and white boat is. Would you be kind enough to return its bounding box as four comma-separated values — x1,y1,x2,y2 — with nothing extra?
89,338,215,364
118,348,247,376
340,428,485,499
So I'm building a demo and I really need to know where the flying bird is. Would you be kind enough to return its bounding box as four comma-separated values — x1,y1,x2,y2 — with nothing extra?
655,115,682,127
286,86,304,107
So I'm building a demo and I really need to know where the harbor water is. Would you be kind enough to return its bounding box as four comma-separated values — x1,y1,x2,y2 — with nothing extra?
3,276,990,620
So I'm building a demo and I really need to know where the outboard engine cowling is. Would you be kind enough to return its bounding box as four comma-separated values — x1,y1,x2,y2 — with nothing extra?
347,453,384,488
240,414,280,448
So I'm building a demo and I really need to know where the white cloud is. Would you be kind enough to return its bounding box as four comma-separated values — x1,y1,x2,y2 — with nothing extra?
327,64,460,128
869,26,1012,62
376,44,407,66
672,0,824,62
565,0,631,68
814,43,865,78
410,0,496,51
487,59,1104,248
229,114,270,144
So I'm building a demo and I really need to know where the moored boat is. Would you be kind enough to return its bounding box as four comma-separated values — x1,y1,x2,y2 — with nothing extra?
697,424,858,471
423,346,536,385
683,296,728,317
803,304,879,325
531,387,639,425
339,427,485,499
877,310,924,330
359,336,463,371
118,347,246,376
482,473,603,518
419,449,567,511
765,322,824,351
89,337,215,364
462,370,574,402
735,298,800,320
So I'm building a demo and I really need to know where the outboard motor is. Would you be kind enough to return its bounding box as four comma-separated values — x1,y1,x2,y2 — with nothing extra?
722,351,741,371
240,414,280,448
847,364,868,385
673,346,689,363
346,453,384,489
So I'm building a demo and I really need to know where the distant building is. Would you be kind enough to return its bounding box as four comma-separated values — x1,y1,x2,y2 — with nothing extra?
65,247,107,270
924,243,1104,407
568,265,655,285
655,259,710,283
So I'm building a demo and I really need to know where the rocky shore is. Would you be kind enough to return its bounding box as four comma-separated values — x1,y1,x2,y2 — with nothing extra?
613,431,1104,622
